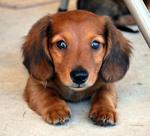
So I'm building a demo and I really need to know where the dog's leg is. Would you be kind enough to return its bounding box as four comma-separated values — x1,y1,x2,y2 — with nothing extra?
24,77,71,125
89,84,117,127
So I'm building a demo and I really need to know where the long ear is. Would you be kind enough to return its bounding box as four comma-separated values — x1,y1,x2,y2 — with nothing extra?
100,17,132,82
22,15,53,81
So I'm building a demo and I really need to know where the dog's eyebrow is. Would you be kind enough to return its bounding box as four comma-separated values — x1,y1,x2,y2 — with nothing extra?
97,33,104,36
90,34,105,44
51,35,65,43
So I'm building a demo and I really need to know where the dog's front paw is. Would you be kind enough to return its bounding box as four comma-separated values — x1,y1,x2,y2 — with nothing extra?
89,106,117,127
42,101,71,125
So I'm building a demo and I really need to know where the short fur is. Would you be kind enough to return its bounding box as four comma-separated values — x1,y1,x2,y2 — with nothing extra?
22,10,132,126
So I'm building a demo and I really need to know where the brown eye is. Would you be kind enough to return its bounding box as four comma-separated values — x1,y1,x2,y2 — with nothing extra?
91,40,101,50
56,40,67,49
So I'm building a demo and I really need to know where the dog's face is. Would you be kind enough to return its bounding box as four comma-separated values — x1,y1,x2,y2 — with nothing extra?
49,12,106,90
22,10,131,91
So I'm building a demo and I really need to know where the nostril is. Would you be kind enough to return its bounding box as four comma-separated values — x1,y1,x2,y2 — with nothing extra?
70,68,89,85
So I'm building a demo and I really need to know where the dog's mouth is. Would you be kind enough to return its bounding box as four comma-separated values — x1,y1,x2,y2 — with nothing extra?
68,83,90,91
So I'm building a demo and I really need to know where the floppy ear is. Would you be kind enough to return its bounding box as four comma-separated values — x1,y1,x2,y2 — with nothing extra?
100,17,132,82
22,15,53,81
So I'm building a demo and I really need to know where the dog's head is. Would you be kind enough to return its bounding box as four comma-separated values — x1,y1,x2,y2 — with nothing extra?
22,10,131,91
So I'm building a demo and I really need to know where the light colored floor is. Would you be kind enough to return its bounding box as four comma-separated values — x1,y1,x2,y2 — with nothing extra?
0,1,150,136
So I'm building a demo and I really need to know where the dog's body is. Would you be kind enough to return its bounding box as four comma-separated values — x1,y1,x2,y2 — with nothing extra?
77,0,150,25
22,10,131,126
77,0,150,33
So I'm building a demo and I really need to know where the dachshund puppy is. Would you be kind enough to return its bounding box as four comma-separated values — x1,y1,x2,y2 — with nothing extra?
22,10,131,126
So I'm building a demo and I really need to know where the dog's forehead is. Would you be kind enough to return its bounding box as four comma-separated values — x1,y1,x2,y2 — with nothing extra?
50,10,105,34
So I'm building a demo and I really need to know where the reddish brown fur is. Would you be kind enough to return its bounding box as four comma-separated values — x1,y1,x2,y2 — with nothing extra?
22,10,131,126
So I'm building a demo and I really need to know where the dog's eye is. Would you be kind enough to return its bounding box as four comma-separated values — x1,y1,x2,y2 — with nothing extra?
56,40,67,49
91,40,101,50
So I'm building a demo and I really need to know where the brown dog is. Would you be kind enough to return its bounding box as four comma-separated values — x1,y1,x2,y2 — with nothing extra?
22,10,131,126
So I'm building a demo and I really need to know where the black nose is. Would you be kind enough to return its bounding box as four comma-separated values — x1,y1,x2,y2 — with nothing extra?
70,67,89,85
